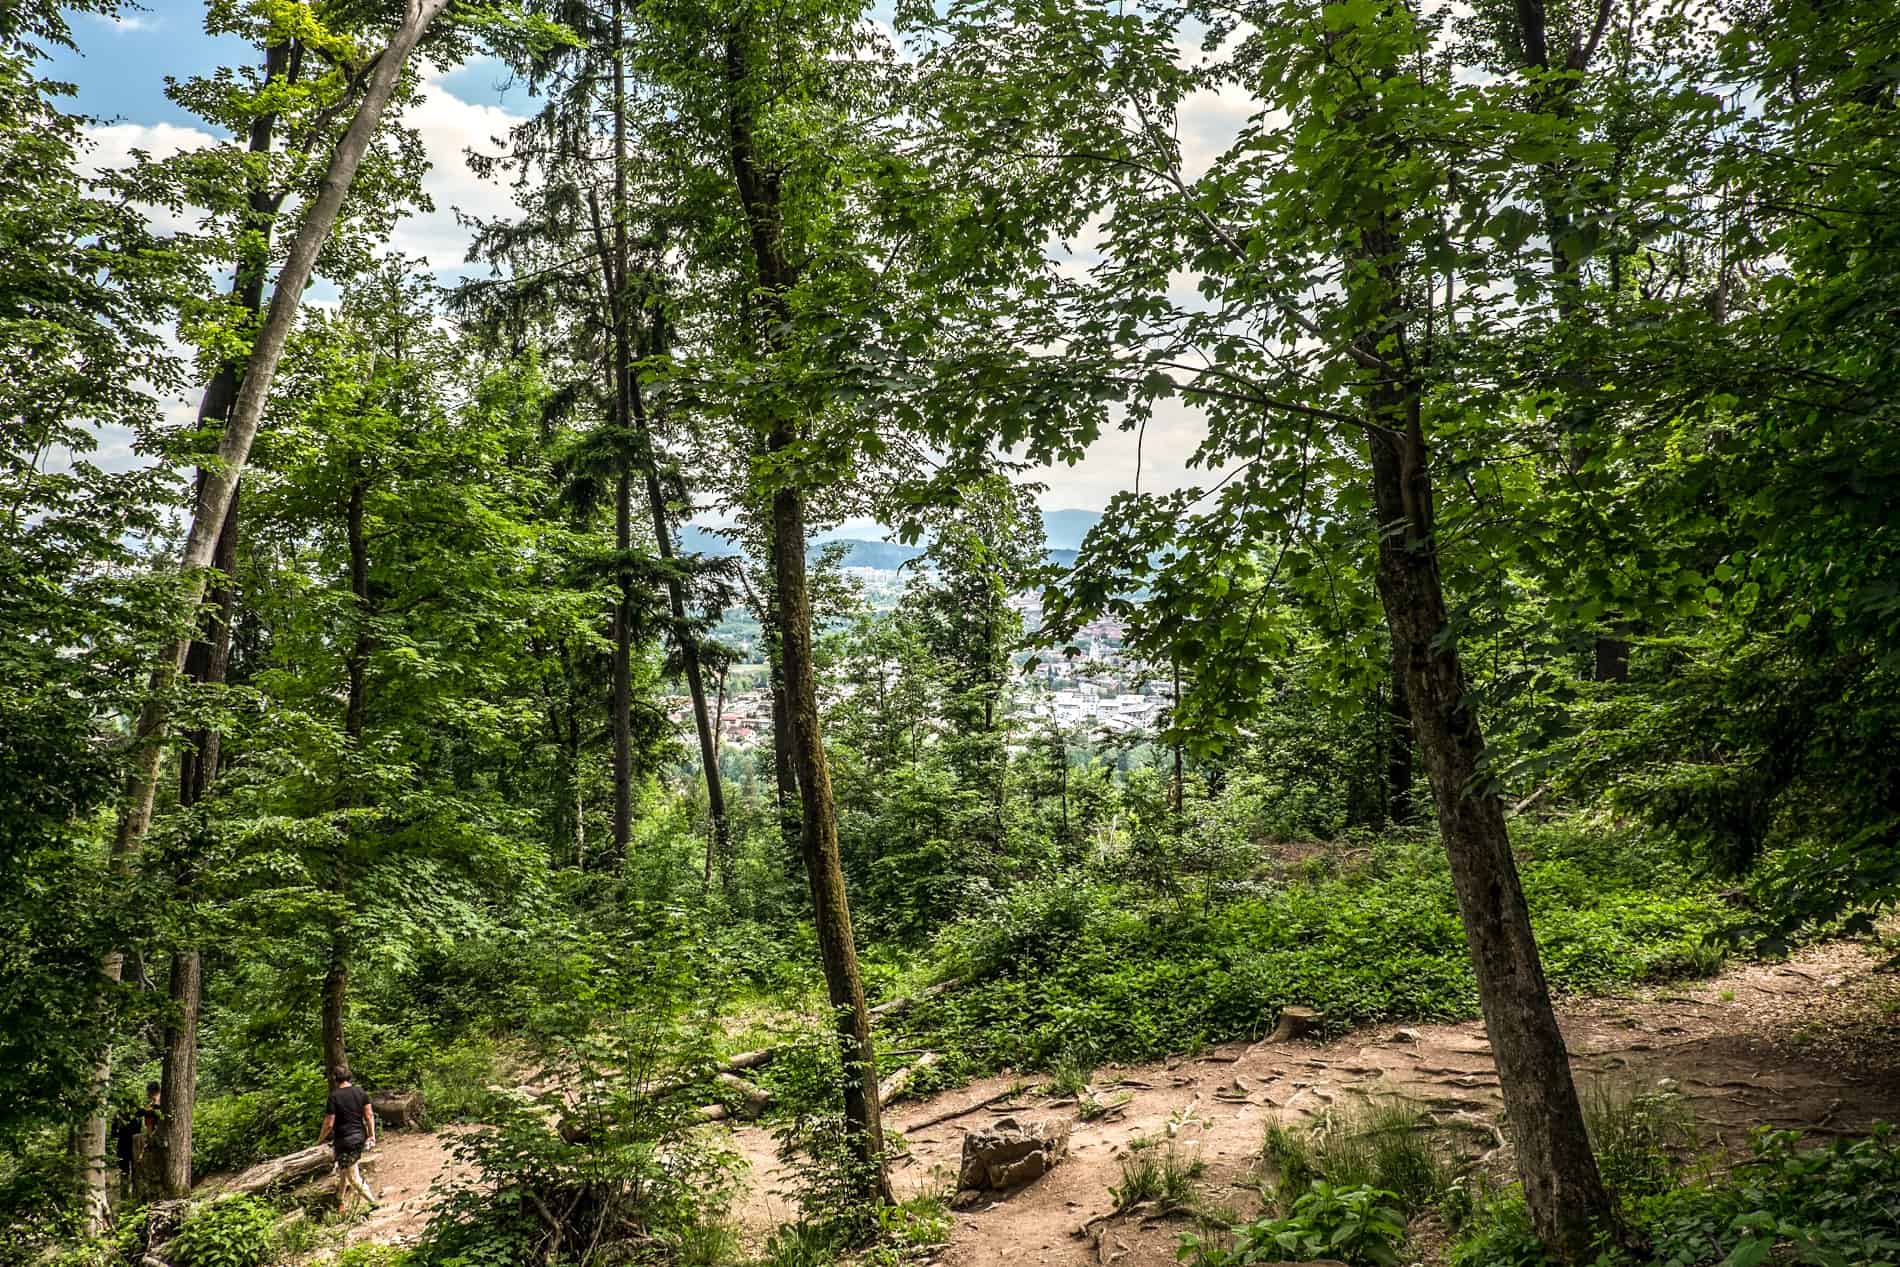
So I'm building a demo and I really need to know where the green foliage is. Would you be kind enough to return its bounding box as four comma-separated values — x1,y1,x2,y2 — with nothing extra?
324,1247,413,1267
1041,1050,1095,1100
193,1065,329,1176
1582,1084,1697,1206
1262,1100,1452,1215
415,936,740,1267
1111,1137,1206,1215
1186,1183,1409,1267
890,823,1730,1077
1450,1125,1900,1267
764,1032,892,1248
170,1196,279,1267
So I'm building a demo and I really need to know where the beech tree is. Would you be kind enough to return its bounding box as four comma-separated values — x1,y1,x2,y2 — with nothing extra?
81,0,454,1226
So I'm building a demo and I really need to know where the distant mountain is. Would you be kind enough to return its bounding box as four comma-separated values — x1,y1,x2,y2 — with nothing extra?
1040,509,1102,551
678,508,1101,570
819,539,926,570
677,524,744,557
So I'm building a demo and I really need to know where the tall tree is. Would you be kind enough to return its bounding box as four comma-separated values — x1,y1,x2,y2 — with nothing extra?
463,0,732,869
81,0,453,1225
902,0,1651,1252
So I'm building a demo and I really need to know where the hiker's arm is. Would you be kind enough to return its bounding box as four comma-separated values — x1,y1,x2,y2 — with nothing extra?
363,1102,376,1146
317,1112,334,1145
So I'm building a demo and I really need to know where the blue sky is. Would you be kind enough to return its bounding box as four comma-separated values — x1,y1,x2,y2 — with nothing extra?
43,3,1225,513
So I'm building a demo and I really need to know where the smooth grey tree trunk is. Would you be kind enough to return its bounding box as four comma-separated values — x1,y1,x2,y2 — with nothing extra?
82,1,451,1227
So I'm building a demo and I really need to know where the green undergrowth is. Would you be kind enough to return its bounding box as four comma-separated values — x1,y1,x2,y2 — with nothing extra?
1451,1123,1900,1267
882,821,1732,1079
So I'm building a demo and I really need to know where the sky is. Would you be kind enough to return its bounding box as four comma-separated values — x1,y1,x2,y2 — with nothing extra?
45,2,1238,517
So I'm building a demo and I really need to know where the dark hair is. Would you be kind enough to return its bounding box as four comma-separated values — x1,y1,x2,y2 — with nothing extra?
146,1081,161,1096
332,1065,351,1084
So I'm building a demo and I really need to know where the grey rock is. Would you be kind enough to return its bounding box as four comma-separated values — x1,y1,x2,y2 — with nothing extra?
957,1115,1071,1192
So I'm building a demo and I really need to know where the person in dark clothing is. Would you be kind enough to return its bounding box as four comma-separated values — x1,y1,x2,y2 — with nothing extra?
315,1065,377,1212
114,1082,161,1195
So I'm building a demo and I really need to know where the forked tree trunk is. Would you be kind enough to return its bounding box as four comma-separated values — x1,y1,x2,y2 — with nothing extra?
82,1,450,1227
152,483,237,1198
1364,384,1612,1258
629,344,730,894
726,23,890,1205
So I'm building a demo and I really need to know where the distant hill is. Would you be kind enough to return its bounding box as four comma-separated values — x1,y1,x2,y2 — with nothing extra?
1040,508,1102,551
678,508,1101,570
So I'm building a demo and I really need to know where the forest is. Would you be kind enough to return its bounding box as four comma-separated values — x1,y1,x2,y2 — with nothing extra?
3,0,1898,1265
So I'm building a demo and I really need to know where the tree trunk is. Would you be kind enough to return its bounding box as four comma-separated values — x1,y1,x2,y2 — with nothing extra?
726,23,890,1205
152,31,291,1194
769,474,892,1204
321,946,348,1085
1364,392,1611,1259
82,6,450,1224
612,470,634,860
630,365,730,894
1386,645,1414,825
607,0,636,862
765,543,802,870
152,482,238,1199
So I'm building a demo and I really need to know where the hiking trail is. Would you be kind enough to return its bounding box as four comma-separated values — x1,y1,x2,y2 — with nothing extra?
315,938,1900,1264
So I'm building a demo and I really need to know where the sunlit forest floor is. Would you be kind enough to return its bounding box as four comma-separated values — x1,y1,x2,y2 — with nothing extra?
291,936,1900,1266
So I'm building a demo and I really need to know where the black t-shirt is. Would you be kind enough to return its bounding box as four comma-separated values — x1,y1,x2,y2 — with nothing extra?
327,1085,371,1147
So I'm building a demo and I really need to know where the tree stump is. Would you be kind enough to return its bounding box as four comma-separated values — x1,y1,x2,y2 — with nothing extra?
371,1089,425,1130
1268,1007,1324,1043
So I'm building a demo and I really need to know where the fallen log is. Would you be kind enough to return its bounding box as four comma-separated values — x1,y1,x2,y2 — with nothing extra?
223,1144,336,1195
868,978,962,1021
878,1052,940,1108
716,1072,772,1121
722,1049,776,1073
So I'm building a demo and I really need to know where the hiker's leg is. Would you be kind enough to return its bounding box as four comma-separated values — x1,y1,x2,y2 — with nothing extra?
348,1160,376,1205
335,1164,350,1212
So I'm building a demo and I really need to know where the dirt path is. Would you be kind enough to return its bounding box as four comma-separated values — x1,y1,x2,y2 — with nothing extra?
731,938,1900,1266
308,939,1899,1264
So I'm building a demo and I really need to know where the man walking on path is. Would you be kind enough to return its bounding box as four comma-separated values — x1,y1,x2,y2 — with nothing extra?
316,1066,377,1214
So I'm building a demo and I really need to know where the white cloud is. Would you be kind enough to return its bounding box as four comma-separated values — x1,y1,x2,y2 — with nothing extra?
385,69,527,275
80,10,158,33
82,119,220,235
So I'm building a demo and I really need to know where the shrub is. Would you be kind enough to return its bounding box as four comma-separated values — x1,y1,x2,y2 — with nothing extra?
890,824,1733,1079
1110,1136,1205,1214
1185,1183,1409,1267
414,1005,740,1267
1262,1099,1453,1214
192,1064,329,1175
1582,1083,1698,1205
326,1246,413,1267
1449,1123,1900,1267
170,1196,278,1267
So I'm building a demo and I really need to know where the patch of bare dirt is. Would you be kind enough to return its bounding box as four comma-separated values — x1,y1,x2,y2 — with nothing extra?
729,937,1900,1267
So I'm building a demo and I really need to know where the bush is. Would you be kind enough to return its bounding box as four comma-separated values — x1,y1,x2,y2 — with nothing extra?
1262,1099,1453,1214
1110,1136,1205,1214
193,1064,329,1175
892,822,1732,1081
1449,1123,1900,1267
415,992,740,1267
170,1196,278,1267
1185,1183,1408,1267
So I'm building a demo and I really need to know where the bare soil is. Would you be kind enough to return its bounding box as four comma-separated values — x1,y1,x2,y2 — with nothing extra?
732,937,1900,1266
312,937,1900,1264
